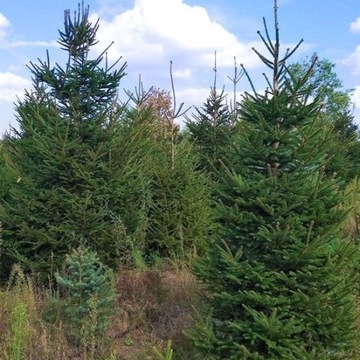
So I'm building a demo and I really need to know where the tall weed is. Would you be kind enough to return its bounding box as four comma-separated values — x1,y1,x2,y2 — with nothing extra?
1,264,36,359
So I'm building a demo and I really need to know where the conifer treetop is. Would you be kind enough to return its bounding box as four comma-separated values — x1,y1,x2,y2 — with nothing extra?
26,1,127,124
242,0,303,98
59,1,99,59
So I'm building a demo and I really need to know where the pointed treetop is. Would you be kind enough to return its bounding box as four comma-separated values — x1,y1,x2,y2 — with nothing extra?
59,1,99,58
242,0,303,97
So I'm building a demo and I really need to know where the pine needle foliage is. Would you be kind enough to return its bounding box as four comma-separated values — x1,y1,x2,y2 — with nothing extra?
190,3,359,359
186,67,233,176
54,246,117,346
0,141,14,201
288,56,360,184
119,85,213,260
145,136,212,259
0,3,128,278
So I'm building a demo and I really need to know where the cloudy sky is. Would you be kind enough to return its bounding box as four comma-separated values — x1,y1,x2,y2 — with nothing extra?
0,0,359,135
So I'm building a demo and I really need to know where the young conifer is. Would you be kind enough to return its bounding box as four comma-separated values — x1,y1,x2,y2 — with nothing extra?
186,60,233,175
190,2,359,359
120,85,213,261
54,246,117,345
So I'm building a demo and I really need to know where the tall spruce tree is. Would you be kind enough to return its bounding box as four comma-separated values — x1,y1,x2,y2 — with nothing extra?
0,3,128,278
190,3,358,359
186,65,233,176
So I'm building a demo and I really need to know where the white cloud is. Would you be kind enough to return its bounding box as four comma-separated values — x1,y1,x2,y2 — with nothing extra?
172,68,192,79
350,17,360,33
351,85,360,117
177,87,214,107
352,86,360,107
3,40,58,48
85,0,315,122
174,87,215,127
90,0,263,74
342,45,360,75
0,12,58,50
0,13,10,28
0,72,31,102
89,0,314,96
0,72,31,135
0,13,10,43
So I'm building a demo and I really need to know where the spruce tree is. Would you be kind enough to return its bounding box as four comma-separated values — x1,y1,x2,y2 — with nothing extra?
186,64,233,176
190,3,358,359
54,246,117,345
0,3,128,278
120,85,213,261
0,140,14,200
145,136,212,259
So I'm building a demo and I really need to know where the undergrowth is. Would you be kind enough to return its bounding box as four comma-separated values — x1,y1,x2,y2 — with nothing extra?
0,260,202,359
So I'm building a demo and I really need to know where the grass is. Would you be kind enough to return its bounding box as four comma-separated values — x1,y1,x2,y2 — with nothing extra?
1,257,360,359
111,263,202,359
0,262,202,359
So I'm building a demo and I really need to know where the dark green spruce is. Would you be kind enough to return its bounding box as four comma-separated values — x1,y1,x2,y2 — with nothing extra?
0,3,128,278
186,77,233,176
189,5,359,359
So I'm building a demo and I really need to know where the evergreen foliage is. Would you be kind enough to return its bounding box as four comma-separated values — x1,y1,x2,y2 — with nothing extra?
190,6,359,359
288,56,360,183
0,141,14,201
54,246,117,345
186,70,233,175
120,86,213,260
146,136,212,258
0,3,127,278
0,2,212,278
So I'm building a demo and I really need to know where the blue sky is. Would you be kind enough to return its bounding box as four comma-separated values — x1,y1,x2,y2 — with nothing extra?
0,0,359,135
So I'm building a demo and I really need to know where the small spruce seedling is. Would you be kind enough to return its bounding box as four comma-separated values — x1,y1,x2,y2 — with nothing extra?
55,246,117,345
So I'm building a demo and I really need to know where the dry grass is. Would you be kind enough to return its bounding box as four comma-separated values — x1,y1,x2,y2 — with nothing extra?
110,266,201,359
0,264,202,359
1,260,360,359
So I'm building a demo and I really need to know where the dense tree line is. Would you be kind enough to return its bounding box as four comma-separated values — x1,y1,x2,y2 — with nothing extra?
0,1,359,358
0,3,211,279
